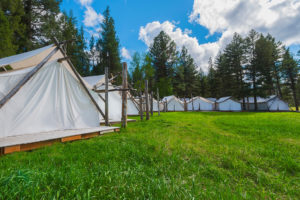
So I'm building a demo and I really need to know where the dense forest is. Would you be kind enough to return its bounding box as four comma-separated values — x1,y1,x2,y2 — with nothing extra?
0,0,299,110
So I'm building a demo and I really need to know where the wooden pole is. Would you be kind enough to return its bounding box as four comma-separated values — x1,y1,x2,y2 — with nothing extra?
191,94,194,112
157,88,160,116
150,91,153,116
139,92,143,121
165,101,167,112
145,80,150,120
105,67,109,126
0,47,59,109
121,62,128,128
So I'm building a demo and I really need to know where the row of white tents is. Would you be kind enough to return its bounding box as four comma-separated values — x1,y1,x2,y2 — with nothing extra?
160,95,290,112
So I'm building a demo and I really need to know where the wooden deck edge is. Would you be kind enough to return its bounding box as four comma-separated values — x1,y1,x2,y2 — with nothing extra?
0,128,119,156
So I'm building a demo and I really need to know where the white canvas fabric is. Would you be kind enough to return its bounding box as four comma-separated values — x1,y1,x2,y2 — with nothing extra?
127,98,139,115
187,97,214,111
163,95,184,111
0,61,101,138
217,97,241,111
92,84,122,121
268,97,289,111
153,99,164,111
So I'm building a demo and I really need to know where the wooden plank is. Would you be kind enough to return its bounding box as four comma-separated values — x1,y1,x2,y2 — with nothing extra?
61,135,82,142
4,145,21,154
21,139,59,151
121,62,128,128
0,47,59,109
114,128,120,132
82,132,99,139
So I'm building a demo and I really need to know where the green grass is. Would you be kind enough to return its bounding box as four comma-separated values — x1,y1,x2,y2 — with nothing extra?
0,112,299,199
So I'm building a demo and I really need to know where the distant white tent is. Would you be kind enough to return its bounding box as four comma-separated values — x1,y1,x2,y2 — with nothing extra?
0,45,104,138
187,97,215,111
216,97,242,111
153,99,164,112
162,95,184,111
242,95,289,111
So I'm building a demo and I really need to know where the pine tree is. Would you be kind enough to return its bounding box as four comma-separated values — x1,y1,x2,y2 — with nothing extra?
142,54,155,92
207,57,218,98
281,48,299,111
95,6,122,76
0,10,16,58
196,69,207,97
149,31,177,97
130,52,143,95
22,0,62,50
0,0,26,53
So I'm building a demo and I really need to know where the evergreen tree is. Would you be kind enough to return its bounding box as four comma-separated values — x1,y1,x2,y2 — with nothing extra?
141,54,155,92
95,6,121,76
89,35,98,71
173,46,197,97
281,48,299,111
0,10,16,58
149,31,177,97
207,57,218,98
0,0,25,53
22,0,62,50
244,29,261,110
130,52,143,95
196,69,207,97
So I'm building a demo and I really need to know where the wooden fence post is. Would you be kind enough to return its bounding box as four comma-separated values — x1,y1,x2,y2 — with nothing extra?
157,88,160,116
139,92,143,121
150,91,153,116
191,94,194,112
105,67,109,126
145,80,150,120
121,62,128,128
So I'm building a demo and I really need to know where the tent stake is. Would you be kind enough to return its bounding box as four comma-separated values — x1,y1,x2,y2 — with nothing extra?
121,62,128,128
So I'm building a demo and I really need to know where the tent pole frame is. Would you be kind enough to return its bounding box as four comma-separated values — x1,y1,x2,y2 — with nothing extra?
53,38,106,120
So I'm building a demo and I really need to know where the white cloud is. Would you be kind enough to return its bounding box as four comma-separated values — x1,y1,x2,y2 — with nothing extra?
78,0,93,6
83,6,104,27
139,21,219,72
121,47,132,60
139,0,300,72
188,0,300,67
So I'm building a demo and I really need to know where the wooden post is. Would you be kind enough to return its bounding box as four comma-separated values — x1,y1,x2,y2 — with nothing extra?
157,88,160,116
184,98,187,111
191,94,194,111
105,67,109,126
145,80,150,120
139,92,143,121
165,101,167,112
121,62,128,128
150,91,153,116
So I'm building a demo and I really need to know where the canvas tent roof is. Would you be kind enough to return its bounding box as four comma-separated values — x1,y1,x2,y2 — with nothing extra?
0,44,94,89
216,96,232,103
241,95,277,103
206,98,217,102
83,75,105,88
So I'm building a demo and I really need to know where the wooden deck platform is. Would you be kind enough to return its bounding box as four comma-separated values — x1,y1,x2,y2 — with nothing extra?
0,126,119,156
100,119,136,125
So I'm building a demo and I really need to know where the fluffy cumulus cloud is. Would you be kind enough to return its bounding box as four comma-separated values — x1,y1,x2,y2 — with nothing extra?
121,47,132,60
140,0,300,72
83,6,104,27
139,21,219,72
78,0,93,6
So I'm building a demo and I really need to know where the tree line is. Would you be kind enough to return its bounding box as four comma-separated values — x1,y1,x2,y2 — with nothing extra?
0,1,121,77
130,30,300,110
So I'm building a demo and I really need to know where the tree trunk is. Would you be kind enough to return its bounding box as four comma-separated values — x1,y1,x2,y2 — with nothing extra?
290,75,299,111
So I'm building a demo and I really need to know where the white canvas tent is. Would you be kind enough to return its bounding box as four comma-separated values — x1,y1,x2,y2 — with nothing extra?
242,95,289,111
216,97,242,111
83,75,140,117
153,99,164,112
0,45,107,138
162,95,184,111
187,97,215,111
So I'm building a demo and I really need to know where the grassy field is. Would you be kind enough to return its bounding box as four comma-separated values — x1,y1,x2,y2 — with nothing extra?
0,112,299,199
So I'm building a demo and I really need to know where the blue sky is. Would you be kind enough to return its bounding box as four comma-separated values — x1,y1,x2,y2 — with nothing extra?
61,0,300,71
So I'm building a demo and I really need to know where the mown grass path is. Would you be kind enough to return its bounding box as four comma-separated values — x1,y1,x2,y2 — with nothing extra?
0,112,299,199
